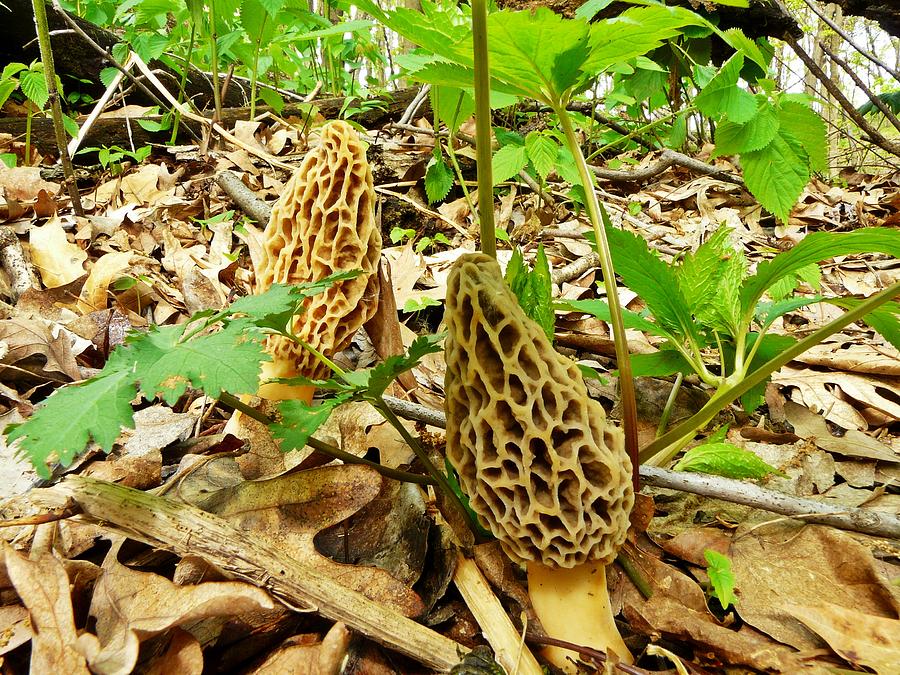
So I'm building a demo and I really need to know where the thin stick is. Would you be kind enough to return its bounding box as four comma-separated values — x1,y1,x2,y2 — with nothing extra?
67,53,135,157
454,553,544,675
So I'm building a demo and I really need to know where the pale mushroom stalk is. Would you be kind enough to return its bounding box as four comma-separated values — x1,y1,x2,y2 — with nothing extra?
253,120,381,403
444,254,635,672
527,560,631,668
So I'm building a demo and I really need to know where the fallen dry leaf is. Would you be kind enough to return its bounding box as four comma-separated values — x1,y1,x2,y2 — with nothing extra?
195,463,425,617
787,601,900,674
3,545,90,674
28,217,88,288
87,542,274,675
730,524,899,651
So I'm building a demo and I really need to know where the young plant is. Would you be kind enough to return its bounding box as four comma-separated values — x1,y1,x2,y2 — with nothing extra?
561,223,899,465
79,144,152,176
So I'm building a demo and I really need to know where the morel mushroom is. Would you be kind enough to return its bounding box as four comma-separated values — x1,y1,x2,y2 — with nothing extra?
444,253,634,670
255,121,381,401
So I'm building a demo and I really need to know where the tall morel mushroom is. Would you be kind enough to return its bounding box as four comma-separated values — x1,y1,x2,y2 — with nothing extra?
444,253,634,670
254,121,381,401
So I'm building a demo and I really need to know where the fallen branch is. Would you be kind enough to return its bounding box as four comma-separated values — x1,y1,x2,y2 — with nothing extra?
42,475,466,672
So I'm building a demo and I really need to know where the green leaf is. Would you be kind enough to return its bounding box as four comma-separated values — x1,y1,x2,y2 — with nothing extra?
828,298,900,351
113,322,265,404
713,98,779,155
425,156,454,203
695,53,757,124
492,144,529,184
740,333,797,411
505,246,554,341
5,371,137,478
19,70,48,109
677,225,734,319
704,550,738,610
604,227,699,342
629,350,693,377
754,295,824,330
486,8,591,98
741,133,810,223
697,248,747,338
719,27,767,70
342,334,444,398
674,441,782,479
271,394,352,452
574,0,616,21
431,85,474,133
584,6,702,78
741,228,900,316
560,298,675,340
525,132,558,181
777,100,827,173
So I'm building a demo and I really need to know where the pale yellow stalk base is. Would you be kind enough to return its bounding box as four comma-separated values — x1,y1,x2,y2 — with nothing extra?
527,560,633,672
257,359,316,404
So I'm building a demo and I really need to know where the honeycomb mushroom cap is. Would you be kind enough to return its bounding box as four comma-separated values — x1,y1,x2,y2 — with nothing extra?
256,121,381,380
444,253,633,568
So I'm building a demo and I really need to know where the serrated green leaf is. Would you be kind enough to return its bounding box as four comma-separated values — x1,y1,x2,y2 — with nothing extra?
719,27,766,69
115,323,265,404
19,70,48,109
357,334,444,397
525,132,558,181
5,371,137,478
256,0,283,16
695,53,757,124
240,0,270,38
675,441,782,479
704,550,738,609
697,249,747,338
741,133,810,224
492,144,529,184
777,100,827,173
584,6,702,77
741,228,900,315
714,98,779,155
486,8,590,98
505,246,554,341
425,157,454,203
271,394,352,452
603,227,699,342
677,225,734,318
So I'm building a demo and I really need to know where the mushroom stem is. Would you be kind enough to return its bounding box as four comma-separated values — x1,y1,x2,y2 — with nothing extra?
527,560,633,671
257,359,316,404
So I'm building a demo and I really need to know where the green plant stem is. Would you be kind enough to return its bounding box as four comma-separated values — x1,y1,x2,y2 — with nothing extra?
641,279,900,465
555,106,639,490
217,392,435,486
170,23,197,144
371,396,486,540
656,372,683,438
31,0,84,216
586,107,692,162
249,20,267,119
443,141,477,221
208,0,223,122
471,0,496,259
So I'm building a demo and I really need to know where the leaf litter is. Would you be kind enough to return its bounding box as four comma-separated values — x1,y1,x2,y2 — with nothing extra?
0,108,898,674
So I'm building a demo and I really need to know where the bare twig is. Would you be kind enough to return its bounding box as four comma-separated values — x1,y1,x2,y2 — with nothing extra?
399,84,431,125
639,466,900,540
380,397,900,540
0,227,39,301
780,29,900,157
820,41,900,136
797,0,900,82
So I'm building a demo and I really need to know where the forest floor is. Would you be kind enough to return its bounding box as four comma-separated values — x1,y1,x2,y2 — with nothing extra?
0,106,897,675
